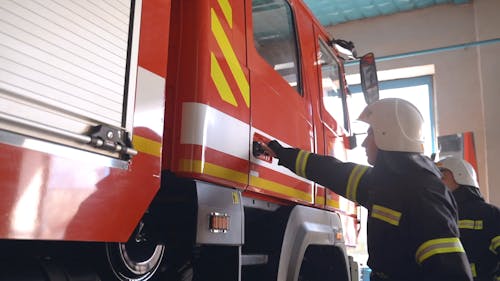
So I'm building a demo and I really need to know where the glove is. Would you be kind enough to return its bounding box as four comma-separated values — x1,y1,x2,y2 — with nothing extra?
267,140,284,159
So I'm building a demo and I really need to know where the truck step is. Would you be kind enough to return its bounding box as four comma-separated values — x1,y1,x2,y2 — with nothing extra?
241,254,269,266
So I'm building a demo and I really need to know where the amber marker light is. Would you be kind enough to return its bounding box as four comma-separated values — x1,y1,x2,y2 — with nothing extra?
209,212,230,233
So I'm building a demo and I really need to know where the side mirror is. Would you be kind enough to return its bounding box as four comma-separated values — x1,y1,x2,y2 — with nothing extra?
360,53,379,104
345,134,357,150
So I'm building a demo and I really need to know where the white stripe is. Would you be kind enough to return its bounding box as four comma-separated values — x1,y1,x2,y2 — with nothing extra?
133,67,165,136
181,102,249,160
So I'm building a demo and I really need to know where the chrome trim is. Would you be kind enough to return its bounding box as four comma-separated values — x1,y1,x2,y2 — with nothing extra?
242,196,280,211
195,182,244,245
241,254,269,266
125,0,143,132
0,130,129,170
0,112,137,157
0,112,89,143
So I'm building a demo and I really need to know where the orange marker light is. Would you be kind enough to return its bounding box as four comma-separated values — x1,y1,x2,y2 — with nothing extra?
209,212,230,233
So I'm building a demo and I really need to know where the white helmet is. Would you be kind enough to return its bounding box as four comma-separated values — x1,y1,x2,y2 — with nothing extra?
437,157,479,188
358,98,425,153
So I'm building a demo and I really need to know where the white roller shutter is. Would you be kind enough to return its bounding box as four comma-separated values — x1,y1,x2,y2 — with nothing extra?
0,0,138,157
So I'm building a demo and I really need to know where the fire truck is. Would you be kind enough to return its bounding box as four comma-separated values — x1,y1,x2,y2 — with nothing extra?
0,0,378,280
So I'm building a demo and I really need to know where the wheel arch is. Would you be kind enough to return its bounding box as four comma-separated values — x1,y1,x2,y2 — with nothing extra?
277,205,350,281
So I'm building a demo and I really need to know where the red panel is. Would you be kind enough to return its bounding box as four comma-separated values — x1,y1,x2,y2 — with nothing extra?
138,0,171,77
0,140,161,241
463,131,478,175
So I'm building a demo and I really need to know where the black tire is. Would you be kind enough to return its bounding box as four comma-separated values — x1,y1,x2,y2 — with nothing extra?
104,221,165,281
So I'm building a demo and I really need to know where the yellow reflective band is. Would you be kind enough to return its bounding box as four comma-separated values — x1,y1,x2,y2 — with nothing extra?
179,159,248,185
295,150,311,178
211,52,238,106
211,9,250,108
250,175,313,202
458,219,483,230
132,135,162,157
346,165,368,202
415,237,465,264
217,0,232,28
326,197,340,209
490,235,500,254
470,263,477,278
371,204,402,226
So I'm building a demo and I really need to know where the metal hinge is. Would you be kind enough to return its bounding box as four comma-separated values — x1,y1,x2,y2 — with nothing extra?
87,125,137,159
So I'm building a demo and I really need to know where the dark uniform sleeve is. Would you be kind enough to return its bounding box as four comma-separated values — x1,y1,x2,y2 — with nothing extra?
410,185,473,281
273,147,372,208
487,205,500,269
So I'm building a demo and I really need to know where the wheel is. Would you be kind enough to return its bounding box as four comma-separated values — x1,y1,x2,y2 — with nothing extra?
105,221,165,281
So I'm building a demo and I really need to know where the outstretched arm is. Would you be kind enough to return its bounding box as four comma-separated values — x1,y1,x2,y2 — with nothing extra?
264,140,372,207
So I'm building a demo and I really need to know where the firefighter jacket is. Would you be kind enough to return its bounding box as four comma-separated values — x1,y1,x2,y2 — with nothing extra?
269,142,473,281
452,185,500,281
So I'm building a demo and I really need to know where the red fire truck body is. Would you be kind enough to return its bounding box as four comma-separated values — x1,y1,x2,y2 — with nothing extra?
0,0,363,280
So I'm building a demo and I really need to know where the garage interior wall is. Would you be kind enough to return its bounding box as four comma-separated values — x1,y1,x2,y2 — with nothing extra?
328,0,500,205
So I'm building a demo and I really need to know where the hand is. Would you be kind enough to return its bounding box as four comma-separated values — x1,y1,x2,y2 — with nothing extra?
265,140,284,158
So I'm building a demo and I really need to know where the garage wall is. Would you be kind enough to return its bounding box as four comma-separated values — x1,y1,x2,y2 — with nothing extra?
328,0,500,205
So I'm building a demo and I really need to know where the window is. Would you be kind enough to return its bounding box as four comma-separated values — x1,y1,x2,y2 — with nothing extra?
252,0,301,93
318,39,346,129
348,76,436,160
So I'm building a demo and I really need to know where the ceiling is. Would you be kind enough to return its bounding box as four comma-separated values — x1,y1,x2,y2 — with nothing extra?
303,0,470,27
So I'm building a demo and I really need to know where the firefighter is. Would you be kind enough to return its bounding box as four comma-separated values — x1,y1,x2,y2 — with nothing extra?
437,157,500,281
262,98,472,281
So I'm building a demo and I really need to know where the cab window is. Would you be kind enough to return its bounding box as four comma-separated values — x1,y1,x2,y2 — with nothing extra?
318,39,347,130
252,0,302,94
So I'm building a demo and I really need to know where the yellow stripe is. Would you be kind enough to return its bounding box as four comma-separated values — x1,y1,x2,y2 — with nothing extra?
372,212,398,226
346,165,368,202
326,198,340,209
371,205,402,226
211,8,250,107
470,263,477,278
211,52,238,106
490,235,500,254
458,219,483,230
132,135,161,157
458,220,475,229
295,150,311,178
217,0,232,28
178,159,312,202
250,175,313,202
475,220,483,229
295,150,304,176
415,237,464,264
374,205,400,217
179,159,248,185
315,195,325,205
